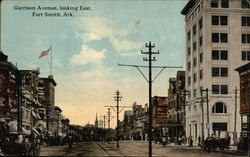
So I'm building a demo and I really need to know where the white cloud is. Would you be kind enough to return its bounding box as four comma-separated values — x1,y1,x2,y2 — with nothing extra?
53,59,63,67
70,45,106,65
110,37,142,52
75,17,143,56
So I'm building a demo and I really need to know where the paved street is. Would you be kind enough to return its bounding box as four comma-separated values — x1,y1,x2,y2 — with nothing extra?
40,141,246,157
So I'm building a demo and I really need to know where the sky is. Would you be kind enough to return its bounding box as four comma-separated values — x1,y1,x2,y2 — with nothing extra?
1,0,187,128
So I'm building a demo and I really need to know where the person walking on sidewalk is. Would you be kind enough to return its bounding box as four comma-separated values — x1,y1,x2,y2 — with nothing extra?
162,137,166,147
188,136,193,147
198,136,201,146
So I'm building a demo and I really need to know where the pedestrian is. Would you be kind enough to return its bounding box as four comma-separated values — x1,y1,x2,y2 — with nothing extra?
198,136,201,146
188,136,193,147
162,137,166,147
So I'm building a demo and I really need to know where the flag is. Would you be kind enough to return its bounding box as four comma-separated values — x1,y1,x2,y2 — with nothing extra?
38,46,51,58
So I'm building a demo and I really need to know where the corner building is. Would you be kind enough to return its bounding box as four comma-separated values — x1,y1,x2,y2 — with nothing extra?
181,0,250,143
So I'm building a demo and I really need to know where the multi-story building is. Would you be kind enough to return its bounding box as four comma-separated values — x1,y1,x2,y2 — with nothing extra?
20,69,41,135
122,110,133,140
167,71,186,138
152,96,168,138
181,0,249,143
132,102,148,141
39,75,57,136
0,51,22,132
235,62,250,140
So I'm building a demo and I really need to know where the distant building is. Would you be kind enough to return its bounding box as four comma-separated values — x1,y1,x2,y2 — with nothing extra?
95,113,98,128
167,71,186,138
39,75,57,136
122,110,133,140
132,102,148,141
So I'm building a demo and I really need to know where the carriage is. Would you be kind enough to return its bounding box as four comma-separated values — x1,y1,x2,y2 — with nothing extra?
201,137,230,153
0,133,41,156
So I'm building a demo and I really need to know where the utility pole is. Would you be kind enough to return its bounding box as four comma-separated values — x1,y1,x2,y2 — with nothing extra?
118,41,182,157
105,91,129,148
234,87,237,144
205,88,210,137
100,115,106,141
181,89,190,137
200,88,209,138
114,90,122,148
200,88,205,140
107,108,111,143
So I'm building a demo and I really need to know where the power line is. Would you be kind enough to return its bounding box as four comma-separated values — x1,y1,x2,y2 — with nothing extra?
118,41,182,157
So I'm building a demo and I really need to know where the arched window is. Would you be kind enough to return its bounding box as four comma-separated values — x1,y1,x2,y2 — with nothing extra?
212,102,227,113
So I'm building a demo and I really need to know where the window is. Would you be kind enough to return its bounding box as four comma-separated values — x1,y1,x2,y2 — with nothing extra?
221,0,229,8
220,50,228,60
212,50,228,60
199,36,203,46
199,52,203,63
212,50,219,60
212,102,227,113
212,33,219,42
212,85,220,94
212,67,220,77
220,16,228,25
248,87,250,104
188,77,191,86
242,51,250,61
212,16,219,25
194,89,197,98
241,0,250,8
199,18,203,30
187,31,191,41
211,0,218,8
212,33,228,43
212,84,228,94
221,85,228,94
212,16,227,25
188,62,191,71
193,25,197,36
212,67,228,77
193,73,197,83
199,69,203,80
193,42,197,51
193,57,197,67
242,34,250,43
188,47,191,56
220,68,228,77
242,17,250,26
220,33,228,42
